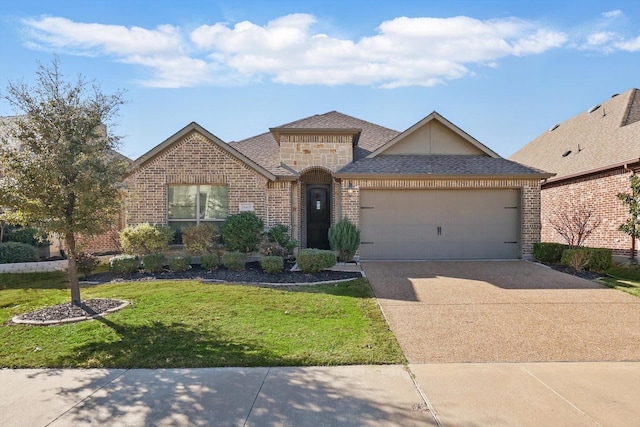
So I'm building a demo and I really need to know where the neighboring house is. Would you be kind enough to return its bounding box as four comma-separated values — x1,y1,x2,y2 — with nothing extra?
510,88,640,259
125,111,550,260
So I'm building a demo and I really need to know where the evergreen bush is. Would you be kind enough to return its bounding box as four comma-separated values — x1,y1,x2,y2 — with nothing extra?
328,217,360,262
0,242,39,263
265,224,298,255
561,249,590,272
586,248,613,272
221,212,264,253
142,253,165,273
532,242,566,263
296,249,336,273
200,253,219,270
168,256,191,272
109,254,139,274
260,256,284,274
222,251,246,271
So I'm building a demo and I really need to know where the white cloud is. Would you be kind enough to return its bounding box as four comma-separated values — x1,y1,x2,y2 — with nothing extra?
602,10,623,19
21,13,618,88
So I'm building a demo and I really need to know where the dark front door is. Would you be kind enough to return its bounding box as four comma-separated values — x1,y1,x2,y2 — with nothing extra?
306,185,331,249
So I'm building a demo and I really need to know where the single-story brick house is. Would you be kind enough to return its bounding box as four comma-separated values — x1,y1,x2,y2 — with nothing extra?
509,88,640,259
125,111,551,260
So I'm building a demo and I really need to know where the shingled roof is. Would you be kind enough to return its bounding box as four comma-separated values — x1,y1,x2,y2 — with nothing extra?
230,111,400,176
509,88,640,181
336,154,550,178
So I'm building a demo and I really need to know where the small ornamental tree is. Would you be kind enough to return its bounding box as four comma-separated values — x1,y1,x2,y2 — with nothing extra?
0,58,127,305
548,200,601,248
617,174,640,258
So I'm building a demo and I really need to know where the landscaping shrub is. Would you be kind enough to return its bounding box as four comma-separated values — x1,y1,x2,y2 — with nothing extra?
168,256,191,272
143,253,165,273
76,252,99,278
561,249,590,272
296,249,336,273
328,217,361,262
199,253,219,270
181,223,220,255
586,248,613,272
265,224,298,255
533,242,566,263
260,256,284,274
2,226,50,248
120,223,174,256
0,242,39,263
260,241,289,258
221,212,264,253
109,254,139,274
222,251,246,271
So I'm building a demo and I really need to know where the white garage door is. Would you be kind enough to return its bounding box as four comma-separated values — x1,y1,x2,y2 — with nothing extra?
359,189,521,260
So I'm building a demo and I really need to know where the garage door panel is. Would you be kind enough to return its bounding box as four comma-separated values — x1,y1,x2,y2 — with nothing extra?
359,189,520,260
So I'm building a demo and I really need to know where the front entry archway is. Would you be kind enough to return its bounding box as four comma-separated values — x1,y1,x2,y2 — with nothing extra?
306,184,331,249
300,167,333,249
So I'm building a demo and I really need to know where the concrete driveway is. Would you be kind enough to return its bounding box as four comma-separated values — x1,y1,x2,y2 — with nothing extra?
364,261,640,363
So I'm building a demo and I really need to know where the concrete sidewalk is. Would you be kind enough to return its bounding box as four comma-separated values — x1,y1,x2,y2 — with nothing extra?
2,363,639,426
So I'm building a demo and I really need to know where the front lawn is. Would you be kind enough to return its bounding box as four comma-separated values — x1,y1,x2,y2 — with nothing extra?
601,264,640,298
0,272,404,368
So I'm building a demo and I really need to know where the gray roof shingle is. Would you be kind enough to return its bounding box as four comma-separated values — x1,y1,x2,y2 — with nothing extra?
509,88,640,180
337,155,549,176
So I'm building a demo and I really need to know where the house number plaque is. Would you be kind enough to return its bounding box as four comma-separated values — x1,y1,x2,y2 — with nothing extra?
239,202,254,212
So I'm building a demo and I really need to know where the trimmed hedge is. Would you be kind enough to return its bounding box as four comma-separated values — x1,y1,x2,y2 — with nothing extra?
109,254,139,274
260,256,284,274
143,253,165,273
296,249,336,273
533,242,566,263
120,223,174,256
560,247,613,272
168,256,191,272
221,212,264,253
561,249,590,272
222,251,246,271
0,242,39,263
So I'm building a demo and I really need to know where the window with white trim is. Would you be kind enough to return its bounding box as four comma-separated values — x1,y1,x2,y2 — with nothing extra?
168,185,228,242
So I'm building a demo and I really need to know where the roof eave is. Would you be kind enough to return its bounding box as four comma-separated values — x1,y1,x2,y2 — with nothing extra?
334,172,555,180
543,158,640,185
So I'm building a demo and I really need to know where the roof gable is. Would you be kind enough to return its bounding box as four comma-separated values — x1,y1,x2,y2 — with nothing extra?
132,122,276,180
368,111,500,158
509,88,640,181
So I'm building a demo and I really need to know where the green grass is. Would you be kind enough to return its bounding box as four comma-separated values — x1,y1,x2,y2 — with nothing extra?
601,264,640,298
0,272,404,368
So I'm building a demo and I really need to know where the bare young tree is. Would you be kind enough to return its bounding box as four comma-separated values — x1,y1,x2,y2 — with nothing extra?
617,174,640,259
548,200,601,248
0,58,127,305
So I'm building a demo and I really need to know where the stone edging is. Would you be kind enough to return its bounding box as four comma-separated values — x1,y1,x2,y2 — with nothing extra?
11,300,130,326
201,272,365,287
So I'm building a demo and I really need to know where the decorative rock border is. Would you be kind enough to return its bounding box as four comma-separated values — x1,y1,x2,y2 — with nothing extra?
11,300,130,326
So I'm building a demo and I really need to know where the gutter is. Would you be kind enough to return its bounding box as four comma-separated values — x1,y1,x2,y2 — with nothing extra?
333,173,555,180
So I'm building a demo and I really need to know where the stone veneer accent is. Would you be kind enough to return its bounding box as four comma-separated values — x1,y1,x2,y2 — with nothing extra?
542,167,639,258
340,178,543,258
279,134,354,172
125,131,288,228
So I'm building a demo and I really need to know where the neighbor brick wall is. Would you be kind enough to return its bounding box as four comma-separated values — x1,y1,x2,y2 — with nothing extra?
542,167,639,258
125,130,277,228
340,178,543,258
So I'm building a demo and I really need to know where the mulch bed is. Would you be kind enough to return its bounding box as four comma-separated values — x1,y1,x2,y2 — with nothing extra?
544,263,604,281
11,298,128,325
84,261,362,285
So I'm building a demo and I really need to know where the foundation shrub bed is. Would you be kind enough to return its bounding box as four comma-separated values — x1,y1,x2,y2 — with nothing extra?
260,256,284,274
297,249,336,273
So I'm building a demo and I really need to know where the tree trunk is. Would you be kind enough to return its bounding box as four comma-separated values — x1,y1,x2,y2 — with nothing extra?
65,232,81,305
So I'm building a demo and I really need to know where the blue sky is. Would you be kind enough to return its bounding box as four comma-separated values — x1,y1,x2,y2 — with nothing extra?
1,0,639,159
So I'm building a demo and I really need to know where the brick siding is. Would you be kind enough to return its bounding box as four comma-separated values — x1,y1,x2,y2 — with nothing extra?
542,167,639,258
